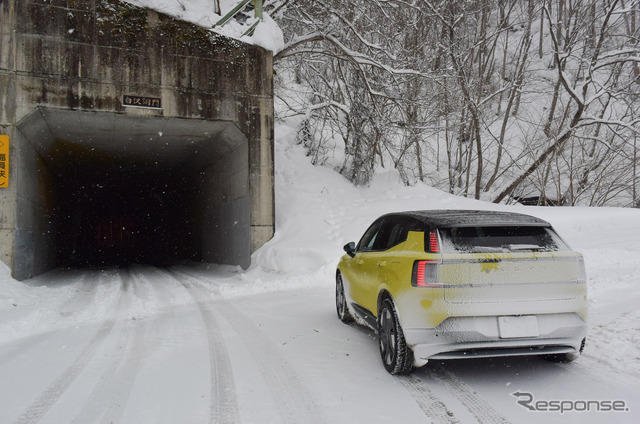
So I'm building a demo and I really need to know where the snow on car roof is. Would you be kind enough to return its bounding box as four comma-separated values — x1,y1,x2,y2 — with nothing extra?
382,210,551,228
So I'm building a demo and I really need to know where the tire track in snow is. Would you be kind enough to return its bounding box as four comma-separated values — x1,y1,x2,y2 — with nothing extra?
13,271,126,424
56,270,100,316
164,270,239,424
214,300,327,424
553,356,640,397
174,270,327,424
68,269,154,424
430,363,511,424
398,375,459,424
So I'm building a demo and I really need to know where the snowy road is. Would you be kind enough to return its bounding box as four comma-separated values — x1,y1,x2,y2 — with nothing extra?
1,264,638,424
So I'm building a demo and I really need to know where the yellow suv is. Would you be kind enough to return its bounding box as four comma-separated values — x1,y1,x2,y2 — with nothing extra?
336,210,588,375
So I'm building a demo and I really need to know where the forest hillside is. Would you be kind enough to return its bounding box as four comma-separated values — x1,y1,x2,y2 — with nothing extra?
268,0,640,207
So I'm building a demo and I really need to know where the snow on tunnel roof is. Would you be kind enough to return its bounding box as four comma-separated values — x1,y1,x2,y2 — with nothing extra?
121,0,284,53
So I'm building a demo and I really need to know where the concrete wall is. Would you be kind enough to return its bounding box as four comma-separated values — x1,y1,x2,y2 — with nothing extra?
13,126,59,277
200,137,251,268
0,0,275,279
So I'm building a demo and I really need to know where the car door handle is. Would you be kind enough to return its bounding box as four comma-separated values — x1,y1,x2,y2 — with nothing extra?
356,259,364,265
377,261,388,267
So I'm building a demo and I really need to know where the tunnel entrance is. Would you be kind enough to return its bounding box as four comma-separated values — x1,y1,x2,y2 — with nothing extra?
16,108,251,274
1,0,275,281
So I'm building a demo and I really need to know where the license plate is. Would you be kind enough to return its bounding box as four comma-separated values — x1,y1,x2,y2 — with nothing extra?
498,315,539,338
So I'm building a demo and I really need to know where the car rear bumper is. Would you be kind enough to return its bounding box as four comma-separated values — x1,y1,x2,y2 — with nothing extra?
405,312,587,366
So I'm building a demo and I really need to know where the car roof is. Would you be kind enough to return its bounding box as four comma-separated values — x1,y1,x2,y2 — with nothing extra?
381,209,551,228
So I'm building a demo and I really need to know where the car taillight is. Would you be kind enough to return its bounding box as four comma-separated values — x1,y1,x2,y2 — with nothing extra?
412,260,441,287
428,231,440,253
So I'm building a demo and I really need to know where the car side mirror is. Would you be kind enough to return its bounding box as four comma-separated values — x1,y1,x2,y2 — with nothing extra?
343,242,356,258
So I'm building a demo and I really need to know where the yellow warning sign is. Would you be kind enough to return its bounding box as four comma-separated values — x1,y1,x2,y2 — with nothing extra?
0,135,8,188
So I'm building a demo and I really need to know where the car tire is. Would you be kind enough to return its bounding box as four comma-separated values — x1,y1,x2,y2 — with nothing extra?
336,273,353,324
378,298,413,375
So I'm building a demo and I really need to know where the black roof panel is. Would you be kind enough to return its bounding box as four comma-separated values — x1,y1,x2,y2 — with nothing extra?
381,210,551,228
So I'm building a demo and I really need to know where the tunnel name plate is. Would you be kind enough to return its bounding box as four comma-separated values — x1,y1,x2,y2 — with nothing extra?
0,135,8,188
123,95,162,109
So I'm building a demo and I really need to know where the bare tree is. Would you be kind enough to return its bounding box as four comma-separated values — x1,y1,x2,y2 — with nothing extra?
494,0,640,204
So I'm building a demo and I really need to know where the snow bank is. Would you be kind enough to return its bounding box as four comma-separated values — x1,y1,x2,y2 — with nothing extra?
248,117,640,276
0,262,38,310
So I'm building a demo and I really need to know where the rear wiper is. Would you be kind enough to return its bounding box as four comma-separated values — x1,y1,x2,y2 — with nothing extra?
505,244,540,251
469,246,502,253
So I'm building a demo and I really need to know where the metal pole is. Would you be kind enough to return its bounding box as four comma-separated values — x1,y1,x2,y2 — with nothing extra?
254,0,263,20
215,0,253,27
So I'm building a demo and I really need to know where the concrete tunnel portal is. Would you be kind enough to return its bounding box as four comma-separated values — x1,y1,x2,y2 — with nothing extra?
1,0,275,280
18,109,251,270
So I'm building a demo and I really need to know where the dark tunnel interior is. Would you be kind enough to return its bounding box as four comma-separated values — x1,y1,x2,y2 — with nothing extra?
54,163,202,268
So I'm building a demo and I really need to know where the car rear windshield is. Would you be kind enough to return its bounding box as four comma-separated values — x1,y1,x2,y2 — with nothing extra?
438,225,569,253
